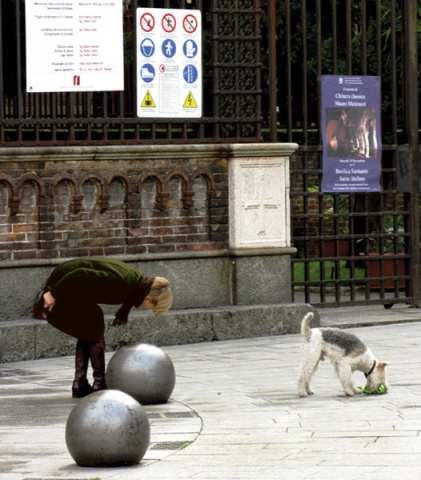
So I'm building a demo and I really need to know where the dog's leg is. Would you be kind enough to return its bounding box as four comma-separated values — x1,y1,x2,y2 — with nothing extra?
298,353,320,397
334,361,359,396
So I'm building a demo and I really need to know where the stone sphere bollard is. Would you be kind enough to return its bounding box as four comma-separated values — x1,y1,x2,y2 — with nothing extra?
65,390,150,467
106,344,176,405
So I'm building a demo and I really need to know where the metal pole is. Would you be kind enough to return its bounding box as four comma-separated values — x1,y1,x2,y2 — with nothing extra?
0,1,4,135
403,0,420,306
267,0,278,142
0,1,3,97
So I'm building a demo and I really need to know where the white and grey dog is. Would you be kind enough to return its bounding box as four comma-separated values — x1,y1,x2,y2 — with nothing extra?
298,312,388,397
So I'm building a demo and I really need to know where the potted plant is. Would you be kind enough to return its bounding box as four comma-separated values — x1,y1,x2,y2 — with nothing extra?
308,186,350,257
364,215,406,291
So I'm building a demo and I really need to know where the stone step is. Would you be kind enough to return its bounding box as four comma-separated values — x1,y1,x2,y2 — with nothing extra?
0,303,316,363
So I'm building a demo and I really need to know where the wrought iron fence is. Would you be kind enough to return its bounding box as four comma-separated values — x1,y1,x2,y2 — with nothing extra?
290,149,411,307
0,0,262,145
283,0,419,307
1,0,419,307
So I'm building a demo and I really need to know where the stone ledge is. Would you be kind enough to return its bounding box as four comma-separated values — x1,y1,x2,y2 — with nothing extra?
0,304,318,363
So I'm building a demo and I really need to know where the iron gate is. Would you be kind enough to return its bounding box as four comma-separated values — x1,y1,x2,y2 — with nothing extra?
290,152,411,307
0,0,419,307
270,0,420,307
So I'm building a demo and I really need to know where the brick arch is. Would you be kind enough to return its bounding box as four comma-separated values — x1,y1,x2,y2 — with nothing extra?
138,171,165,187
78,173,104,212
0,174,15,189
51,172,78,189
52,175,77,215
12,173,46,216
167,169,192,209
190,168,217,209
139,171,168,210
166,169,189,184
190,168,216,191
104,172,131,210
50,173,79,214
15,173,46,196
10,177,41,254
79,172,105,187
105,172,131,191
0,175,15,215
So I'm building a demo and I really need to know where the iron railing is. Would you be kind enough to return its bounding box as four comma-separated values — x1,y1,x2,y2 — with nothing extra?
0,0,420,307
0,0,262,145
285,0,419,307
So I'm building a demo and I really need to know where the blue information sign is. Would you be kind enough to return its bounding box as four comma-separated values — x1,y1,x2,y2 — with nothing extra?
183,39,198,58
162,39,176,58
140,63,155,83
140,38,155,57
183,65,198,84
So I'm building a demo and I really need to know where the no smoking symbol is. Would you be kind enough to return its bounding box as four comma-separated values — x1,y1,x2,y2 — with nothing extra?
183,14,197,33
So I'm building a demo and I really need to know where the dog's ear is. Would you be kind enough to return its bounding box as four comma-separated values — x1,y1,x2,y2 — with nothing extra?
377,361,389,371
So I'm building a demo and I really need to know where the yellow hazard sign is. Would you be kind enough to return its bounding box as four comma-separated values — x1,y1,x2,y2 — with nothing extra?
141,90,156,108
183,91,198,108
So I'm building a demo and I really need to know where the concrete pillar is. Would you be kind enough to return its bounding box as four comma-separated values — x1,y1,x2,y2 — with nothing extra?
228,143,299,304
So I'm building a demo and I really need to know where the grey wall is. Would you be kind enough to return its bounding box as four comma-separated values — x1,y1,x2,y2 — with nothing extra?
0,251,293,320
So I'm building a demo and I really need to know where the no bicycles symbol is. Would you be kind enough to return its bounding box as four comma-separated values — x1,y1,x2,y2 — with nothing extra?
162,13,176,33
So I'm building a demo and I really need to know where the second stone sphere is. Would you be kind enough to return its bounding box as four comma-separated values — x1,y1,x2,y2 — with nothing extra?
106,343,176,405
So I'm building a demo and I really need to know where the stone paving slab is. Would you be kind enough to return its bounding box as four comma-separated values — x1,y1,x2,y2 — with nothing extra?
1,309,421,480
319,302,421,328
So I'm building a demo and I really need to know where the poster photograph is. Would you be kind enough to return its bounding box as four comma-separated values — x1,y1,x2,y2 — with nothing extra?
321,75,382,192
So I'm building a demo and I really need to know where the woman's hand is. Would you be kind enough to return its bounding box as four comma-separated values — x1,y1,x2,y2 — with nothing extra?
111,314,128,327
43,291,56,311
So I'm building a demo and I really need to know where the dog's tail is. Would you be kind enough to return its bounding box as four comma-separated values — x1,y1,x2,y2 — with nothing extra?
301,312,314,338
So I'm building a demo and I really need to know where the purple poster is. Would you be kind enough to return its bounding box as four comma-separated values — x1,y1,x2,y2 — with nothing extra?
321,75,382,192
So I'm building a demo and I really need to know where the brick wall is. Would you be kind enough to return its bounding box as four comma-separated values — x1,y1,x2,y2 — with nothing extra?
0,146,229,261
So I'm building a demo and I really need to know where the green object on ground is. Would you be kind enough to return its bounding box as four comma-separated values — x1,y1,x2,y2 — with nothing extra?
359,384,388,395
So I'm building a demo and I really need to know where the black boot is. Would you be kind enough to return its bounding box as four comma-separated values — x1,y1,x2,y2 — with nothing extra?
72,341,93,398
89,338,108,392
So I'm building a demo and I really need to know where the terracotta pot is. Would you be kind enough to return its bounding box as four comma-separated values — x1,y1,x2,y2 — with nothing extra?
367,254,406,291
314,239,349,257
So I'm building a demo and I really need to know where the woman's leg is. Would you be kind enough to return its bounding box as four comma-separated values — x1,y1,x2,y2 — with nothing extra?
46,300,106,396
89,337,108,392
72,341,93,398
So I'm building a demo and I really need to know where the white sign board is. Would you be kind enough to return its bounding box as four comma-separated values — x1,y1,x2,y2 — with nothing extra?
25,0,124,93
136,8,202,118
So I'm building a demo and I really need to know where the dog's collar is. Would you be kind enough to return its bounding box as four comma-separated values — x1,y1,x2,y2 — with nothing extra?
365,360,377,378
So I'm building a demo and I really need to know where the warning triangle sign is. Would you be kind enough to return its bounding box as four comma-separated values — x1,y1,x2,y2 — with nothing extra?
141,90,156,108
183,91,198,108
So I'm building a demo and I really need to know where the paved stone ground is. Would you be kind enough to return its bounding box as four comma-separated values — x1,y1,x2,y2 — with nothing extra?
1,305,421,480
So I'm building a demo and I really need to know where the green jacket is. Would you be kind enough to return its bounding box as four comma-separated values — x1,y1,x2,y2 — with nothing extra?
46,258,153,306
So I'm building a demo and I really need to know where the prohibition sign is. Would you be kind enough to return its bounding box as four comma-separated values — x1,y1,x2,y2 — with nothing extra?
140,12,155,32
162,13,176,33
183,14,198,33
